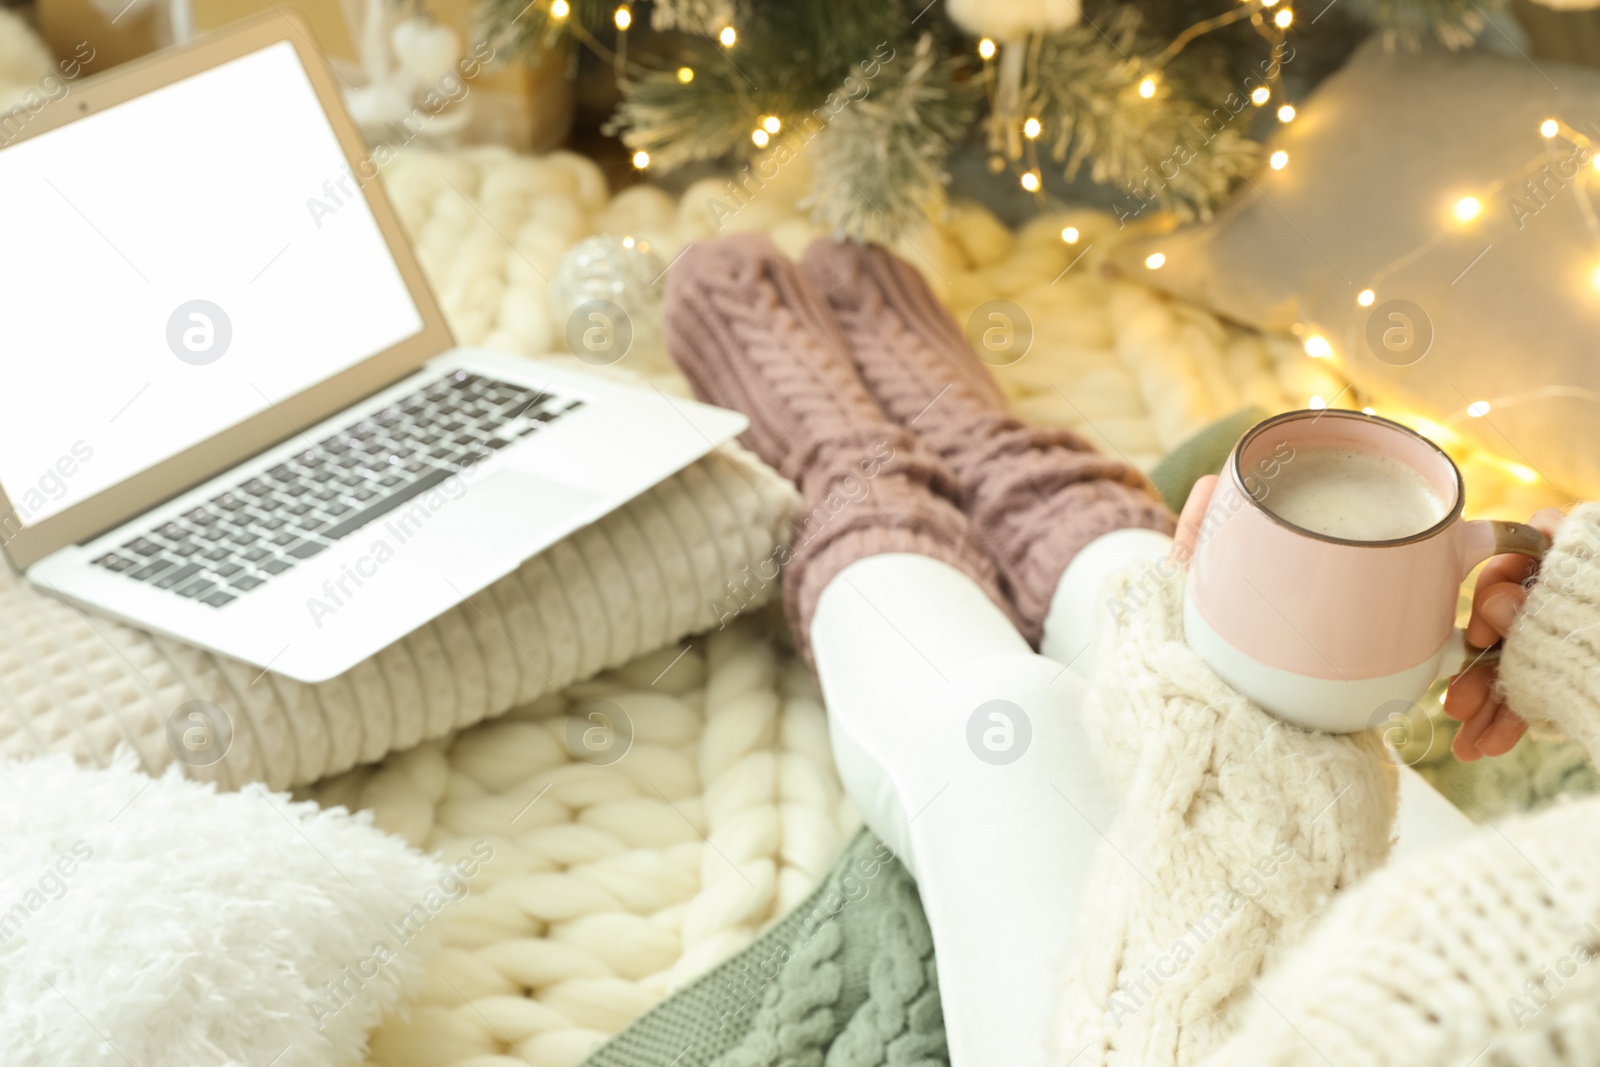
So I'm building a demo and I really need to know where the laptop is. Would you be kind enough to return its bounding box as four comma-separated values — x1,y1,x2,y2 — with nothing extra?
0,13,746,683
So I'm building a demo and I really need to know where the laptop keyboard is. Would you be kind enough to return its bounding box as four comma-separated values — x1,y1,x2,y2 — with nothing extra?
89,370,583,607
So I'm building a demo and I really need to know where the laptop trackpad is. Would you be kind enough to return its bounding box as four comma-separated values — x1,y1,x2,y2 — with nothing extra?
401,469,600,586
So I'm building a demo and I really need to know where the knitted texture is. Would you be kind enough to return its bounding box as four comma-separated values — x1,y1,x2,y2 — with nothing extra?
1499,503,1600,757
664,234,1012,664
799,239,1176,644
574,829,947,1067
0,448,796,792
1158,504,1600,1067
1197,791,1600,1067
1059,562,1397,1067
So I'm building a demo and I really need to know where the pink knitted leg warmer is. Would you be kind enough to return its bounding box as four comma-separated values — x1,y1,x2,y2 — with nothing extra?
800,239,1175,644
664,233,1014,665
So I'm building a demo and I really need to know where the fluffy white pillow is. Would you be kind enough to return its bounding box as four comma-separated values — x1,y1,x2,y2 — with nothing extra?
0,753,450,1066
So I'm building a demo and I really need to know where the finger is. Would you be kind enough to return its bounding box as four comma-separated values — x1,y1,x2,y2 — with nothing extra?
1466,581,1527,647
1452,695,1502,761
1466,509,1565,598
1172,474,1218,565
1443,665,1495,722
1476,706,1529,758
1473,552,1539,596
1530,507,1566,538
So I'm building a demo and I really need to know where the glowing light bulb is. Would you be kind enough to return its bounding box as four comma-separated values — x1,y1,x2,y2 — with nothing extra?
1138,77,1157,99
1251,86,1271,106
1362,406,1376,415
751,129,769,148
1454,196,1482,222
550,0,569,16
631,149,650,169
978,38,996,59
1261,0,1280,7
1145,252,1166,269
614,6,631,29
762,115,781,134
1061,226,1080,244
622,235,635,248
1467,400,1491,417
1023,116,1042,139
1541,118,1559,138
1277,104,1295,122
1590,264,1600,290
1309,395,1328,410
677,66,695,83
1269,149,1288,170
1357,288,1375,307
1020,171,1041,192
719,25,737,46
1507,463,1539,484
1274,7,1293,27
1304,334,1332,358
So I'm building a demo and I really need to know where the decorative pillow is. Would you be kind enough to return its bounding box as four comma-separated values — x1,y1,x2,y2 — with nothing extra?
1112,38,1600,498
0,445,797,793
0,753,449,1066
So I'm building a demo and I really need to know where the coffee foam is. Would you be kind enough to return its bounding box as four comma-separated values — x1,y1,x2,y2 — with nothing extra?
1258,446,1449,541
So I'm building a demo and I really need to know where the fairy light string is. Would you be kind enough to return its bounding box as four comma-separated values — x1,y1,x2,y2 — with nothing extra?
528,0,1304,187
1133,115,1600,480
994,0,1301,212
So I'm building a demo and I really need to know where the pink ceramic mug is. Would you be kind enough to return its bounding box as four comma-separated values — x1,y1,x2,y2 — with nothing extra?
1184,409,1549,733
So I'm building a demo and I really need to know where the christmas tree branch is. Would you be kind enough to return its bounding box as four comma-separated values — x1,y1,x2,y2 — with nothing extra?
804,33,980,242
1032,9,1262,221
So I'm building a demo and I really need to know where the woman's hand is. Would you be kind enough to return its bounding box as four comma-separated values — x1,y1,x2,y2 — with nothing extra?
1444,508,1566,761
1175,476,1565,761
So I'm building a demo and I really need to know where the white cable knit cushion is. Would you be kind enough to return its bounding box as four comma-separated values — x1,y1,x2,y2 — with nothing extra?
290,621,856,1067
0,448,797,792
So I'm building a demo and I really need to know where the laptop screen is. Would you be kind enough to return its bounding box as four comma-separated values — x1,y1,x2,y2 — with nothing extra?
0,40,424,530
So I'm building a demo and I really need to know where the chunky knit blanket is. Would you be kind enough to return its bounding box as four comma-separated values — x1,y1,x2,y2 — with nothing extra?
297,619,864,1067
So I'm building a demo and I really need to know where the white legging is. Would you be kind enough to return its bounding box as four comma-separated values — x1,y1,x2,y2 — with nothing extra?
809,529,1477,1067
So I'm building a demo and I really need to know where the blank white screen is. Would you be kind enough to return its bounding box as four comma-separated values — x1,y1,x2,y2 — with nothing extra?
0,40,423,528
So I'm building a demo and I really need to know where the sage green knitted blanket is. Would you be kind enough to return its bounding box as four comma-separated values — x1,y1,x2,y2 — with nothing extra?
580,830,947,1067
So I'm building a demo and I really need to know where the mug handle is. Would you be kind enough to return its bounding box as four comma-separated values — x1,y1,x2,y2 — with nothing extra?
1440,519,1552,676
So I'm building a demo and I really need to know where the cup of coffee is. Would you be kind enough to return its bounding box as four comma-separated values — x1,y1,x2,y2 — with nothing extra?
1184,409,1550,733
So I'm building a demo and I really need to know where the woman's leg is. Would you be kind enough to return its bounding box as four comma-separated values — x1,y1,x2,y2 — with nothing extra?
811,553,1118,1067
664,234,1015,667
800,240,1174,644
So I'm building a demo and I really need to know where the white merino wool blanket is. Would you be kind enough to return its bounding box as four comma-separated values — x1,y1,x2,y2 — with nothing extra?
1057,564,1399,1066
0,753,448,1066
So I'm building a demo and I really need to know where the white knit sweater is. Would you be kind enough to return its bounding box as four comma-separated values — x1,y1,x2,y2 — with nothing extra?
1059,563,1397,1066
1193,503,1600,1067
